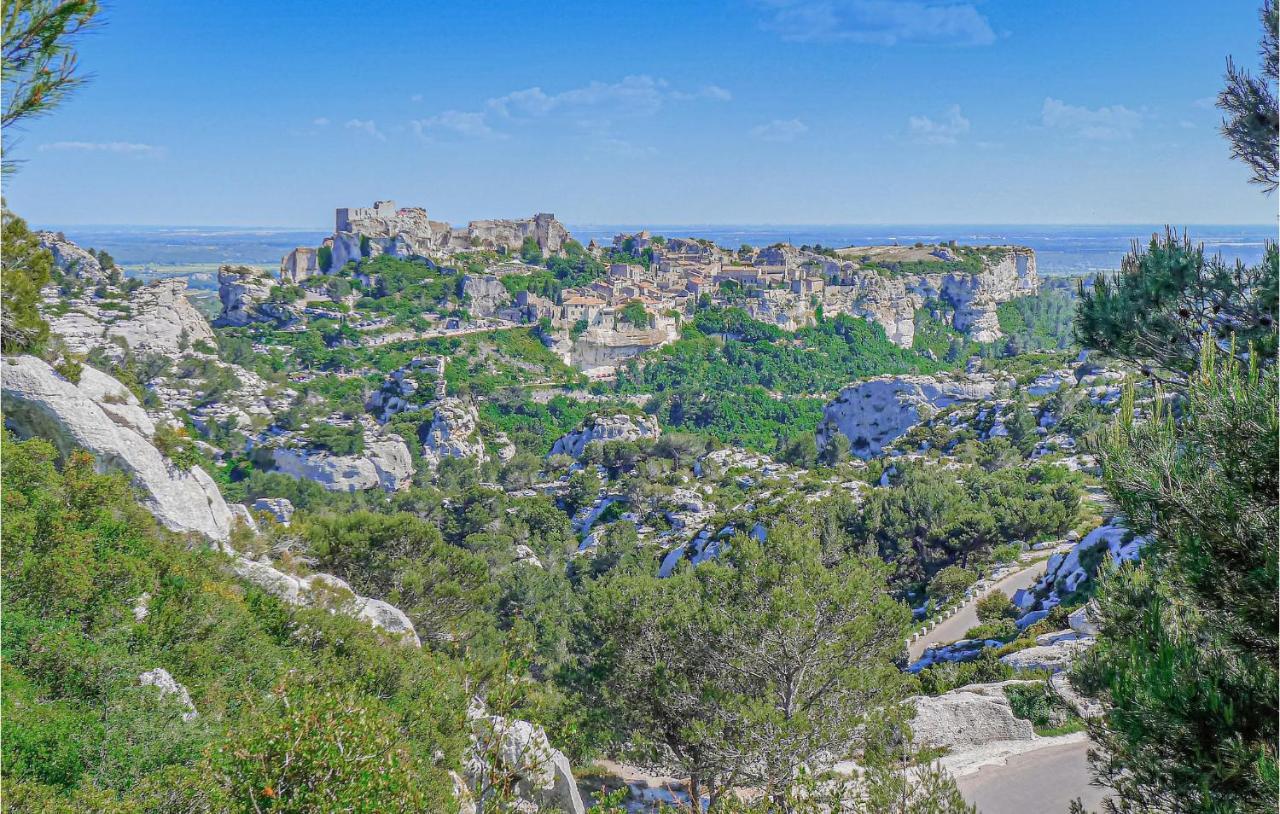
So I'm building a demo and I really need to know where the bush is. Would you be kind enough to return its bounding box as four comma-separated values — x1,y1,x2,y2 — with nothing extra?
928,566,977,606
975,591,1018,623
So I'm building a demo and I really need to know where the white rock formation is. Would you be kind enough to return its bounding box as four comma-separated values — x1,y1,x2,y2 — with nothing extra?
38,231,107,282
460,274,511,318
464,701,584,814
2,356,233,542
269,434,413,492
1000,638,1095,673
216,265,280,326
422,398,485,471
1030,521,1146,609
138,668,199,721
252,497,294,525
911,684,1035,749
549,412,661,458
818,374,1007,458
229,504,260,534
232,555,421,646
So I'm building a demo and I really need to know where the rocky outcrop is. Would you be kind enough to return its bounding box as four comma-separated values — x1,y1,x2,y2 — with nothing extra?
549,412,661,458
47,277,217,360
269,434,414,492
911,682,1036,749
252,497,295,525
216,265,288,326
566,324,679,377
138,668,199,722
232,556,421,646
1,356,233,542
1000,638,1094,673
422,398,485,471
460,274,511,318
1027,520,1145,611
817,373,1007,458
464,701,585,814
38,231,107,282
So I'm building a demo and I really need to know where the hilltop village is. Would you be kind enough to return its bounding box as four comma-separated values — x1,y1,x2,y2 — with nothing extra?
267,199,1040,376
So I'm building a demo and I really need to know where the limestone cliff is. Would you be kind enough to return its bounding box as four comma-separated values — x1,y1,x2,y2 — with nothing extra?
1,356,233,542
817,373,1009,458
268,433,414,492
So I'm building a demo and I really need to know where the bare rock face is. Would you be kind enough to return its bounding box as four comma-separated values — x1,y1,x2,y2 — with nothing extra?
46,277,217,361
422,398,486,471
268,434,414,492
460,274,511,318
464,701,585,814
549,412,661,458
216,265,284,326
1,356,233,543
911,684,1036,749
1000,638,1095,673
38,231,107,282
817,373,1006,459
567,323,679,377
232,555,421,646
138,668,199,722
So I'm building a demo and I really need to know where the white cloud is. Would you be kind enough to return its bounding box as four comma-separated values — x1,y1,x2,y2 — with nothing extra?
751,118,809,142
37,141,158,154
312,117,330,126
756,0,996,46
1041,97,1141,140
908,104,970,144
412,75,730,143
412,110,503,141
344,118,385,141
410,94,424,103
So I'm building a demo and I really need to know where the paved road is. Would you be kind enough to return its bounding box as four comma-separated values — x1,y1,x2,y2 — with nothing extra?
909,559,1048,661
955,739,1111,814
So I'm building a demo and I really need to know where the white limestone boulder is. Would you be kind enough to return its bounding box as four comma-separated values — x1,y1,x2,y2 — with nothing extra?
231,555,421,646
269,434,413,492
464,701,584,814
1,356,233,543
422,398,486,471
911,685,1035,750
138,668,198,722
549,412,661,458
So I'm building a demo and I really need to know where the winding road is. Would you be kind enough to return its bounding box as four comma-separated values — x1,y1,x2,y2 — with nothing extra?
954,738,1112,813
909,557,1051,661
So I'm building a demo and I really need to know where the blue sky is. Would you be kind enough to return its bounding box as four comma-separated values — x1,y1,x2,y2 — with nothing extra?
5,0,1276,227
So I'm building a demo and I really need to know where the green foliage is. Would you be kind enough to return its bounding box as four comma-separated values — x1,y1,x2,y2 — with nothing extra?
1,0,100,168
975,591,1019,623
1,208,52,353
927,566,976,605
0,433,470,807
854,463,1082,585
1072,353,1278,814
573,523,911,806
303,422,365,456
619,300,649,328
213,681,442,813
317,244,332,273
1076,231,1278,380
1217,0,1278,191
519,235,542,264
1003,681,1082,735
153,423,203,469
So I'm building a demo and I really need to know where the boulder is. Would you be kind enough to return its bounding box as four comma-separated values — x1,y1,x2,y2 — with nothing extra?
422,398,486,471
2,356,233,543
1068,603,1100,637
911,686,1035,750
1000,638,1095,673
229,503,260,534
252,497,295,525
138,668,198,722
549,412,661,458
464,702,585,814
232,555,421,646
268,434,413,492
1050,672,1104,719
